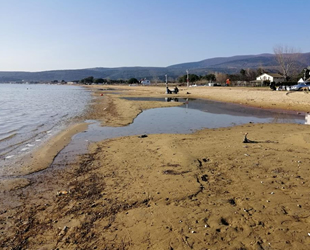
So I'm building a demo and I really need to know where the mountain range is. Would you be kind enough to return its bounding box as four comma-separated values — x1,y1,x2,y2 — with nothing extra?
1,53,309,82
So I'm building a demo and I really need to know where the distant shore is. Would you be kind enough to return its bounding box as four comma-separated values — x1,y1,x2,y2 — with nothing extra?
1,85,310,249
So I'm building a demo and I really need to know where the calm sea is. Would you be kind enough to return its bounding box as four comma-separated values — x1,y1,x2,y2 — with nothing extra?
0,83,91,166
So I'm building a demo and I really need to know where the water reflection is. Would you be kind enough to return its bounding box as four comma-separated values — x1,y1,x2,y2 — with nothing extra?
165,97,179,102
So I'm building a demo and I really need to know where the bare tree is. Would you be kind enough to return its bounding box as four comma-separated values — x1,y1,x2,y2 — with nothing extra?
245,68,258,81
215,72,227,83
273,45,301,81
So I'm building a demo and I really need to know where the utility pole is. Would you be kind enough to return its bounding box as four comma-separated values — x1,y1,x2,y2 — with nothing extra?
165,74,168,87
186,70,189,88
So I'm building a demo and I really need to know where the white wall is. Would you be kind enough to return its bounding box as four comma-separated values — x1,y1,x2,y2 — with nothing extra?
256,73,273,81
141,80,151,85
298,78,304,83
256,73,284,83
305,114,310,125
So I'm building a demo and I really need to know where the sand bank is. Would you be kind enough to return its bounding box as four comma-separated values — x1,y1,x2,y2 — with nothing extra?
179,86,310,112
1,85,310,249
90,85,310,116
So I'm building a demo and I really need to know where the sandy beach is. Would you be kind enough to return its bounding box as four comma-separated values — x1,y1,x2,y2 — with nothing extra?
1,85,310,249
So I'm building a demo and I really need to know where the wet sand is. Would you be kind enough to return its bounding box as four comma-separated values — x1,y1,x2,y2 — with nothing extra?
1,85,310,249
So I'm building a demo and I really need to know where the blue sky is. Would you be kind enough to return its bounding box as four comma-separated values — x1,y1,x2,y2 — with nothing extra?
0,0,309,71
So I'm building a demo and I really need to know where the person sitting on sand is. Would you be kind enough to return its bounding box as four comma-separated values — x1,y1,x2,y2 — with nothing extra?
173,86,179,94
166,87,172,94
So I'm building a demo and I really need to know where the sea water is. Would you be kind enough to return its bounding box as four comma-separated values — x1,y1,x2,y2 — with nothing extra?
0,84,91,166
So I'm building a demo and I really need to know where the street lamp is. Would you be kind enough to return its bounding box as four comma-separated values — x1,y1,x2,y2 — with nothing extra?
186,70,189,88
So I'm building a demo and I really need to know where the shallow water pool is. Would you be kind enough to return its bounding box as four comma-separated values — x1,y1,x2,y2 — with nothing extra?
53,97,305,165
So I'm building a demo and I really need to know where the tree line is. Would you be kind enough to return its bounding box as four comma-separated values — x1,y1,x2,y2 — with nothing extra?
78,67,307,85
79,76,127,84
79,71,262,85
177,68,268,84
80,77,146,84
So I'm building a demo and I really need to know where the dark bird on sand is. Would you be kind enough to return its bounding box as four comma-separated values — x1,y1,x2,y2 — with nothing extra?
243,133,257,143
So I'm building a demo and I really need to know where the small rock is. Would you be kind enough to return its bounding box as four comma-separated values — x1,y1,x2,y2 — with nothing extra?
201,175,208,182
57,190,68,196
59,226,68,236
138,134,148,138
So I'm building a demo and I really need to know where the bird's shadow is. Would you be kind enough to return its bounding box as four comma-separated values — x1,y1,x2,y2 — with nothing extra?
243,133,277,144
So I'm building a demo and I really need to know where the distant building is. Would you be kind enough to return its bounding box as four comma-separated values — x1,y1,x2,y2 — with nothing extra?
256,73,285,83
298,78,305,83
141,79,151,85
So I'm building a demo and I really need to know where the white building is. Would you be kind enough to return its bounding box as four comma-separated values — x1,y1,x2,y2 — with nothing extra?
298,78,305,83
141,79,151,85
256,73,285,83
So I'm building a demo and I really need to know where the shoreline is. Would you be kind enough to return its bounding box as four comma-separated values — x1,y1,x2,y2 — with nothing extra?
0,83,91,177
2,85,310,249
2,85,307,180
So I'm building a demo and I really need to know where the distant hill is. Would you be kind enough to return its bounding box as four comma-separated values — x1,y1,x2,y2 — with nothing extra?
168,53,310,70
0,53,309,82
167,54,276,69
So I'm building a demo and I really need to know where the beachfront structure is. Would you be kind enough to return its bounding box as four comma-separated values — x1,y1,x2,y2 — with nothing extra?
298,78,305,83
256,73,285,83
141,79,151,85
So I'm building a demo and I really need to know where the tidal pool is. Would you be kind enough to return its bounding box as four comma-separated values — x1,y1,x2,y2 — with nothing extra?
53,97,305,165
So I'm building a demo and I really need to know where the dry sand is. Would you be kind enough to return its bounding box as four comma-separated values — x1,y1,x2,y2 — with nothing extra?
1,85,310,250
